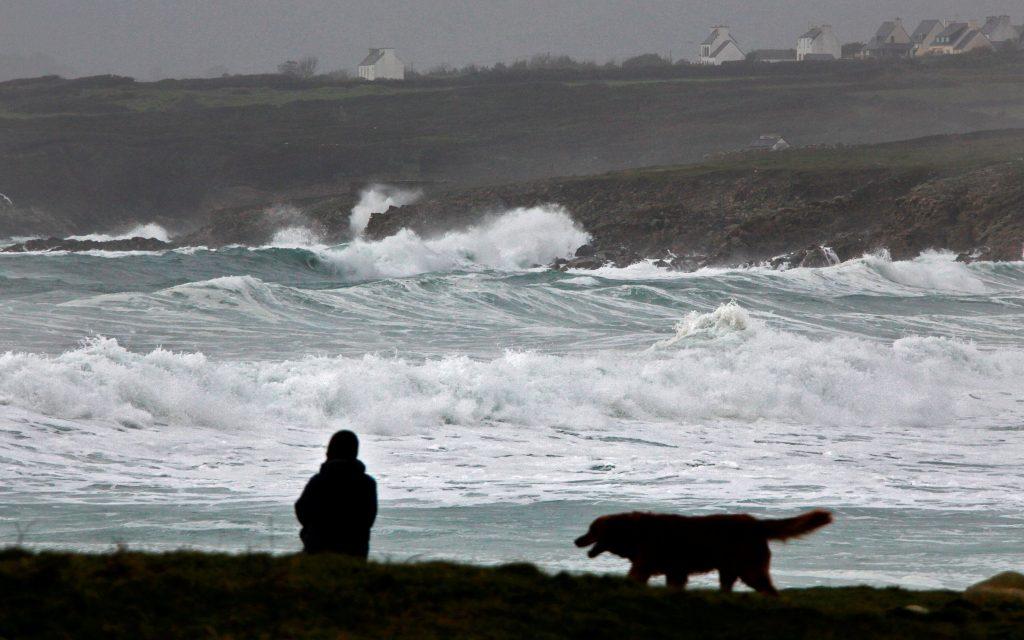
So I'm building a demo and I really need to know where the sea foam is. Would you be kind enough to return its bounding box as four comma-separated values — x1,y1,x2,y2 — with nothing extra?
1,304,1019,435
324,205,590,280
68,223,171,243
2,302,1024,511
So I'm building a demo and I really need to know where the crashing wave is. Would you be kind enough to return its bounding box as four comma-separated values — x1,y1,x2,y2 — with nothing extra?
349,185,422,238
68,223,171,243
2,304,1020,436
323,205,590,280
651,301,752,347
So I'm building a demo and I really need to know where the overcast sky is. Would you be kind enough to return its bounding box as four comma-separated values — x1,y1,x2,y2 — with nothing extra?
1,1,1021,79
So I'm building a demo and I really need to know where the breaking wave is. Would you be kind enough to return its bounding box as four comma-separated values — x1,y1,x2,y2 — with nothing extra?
2,304,1020,437
575,250,1023,295
68,223,171,243
323,205,590,280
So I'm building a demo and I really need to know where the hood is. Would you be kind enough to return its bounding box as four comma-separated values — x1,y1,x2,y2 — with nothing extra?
320,458,366,475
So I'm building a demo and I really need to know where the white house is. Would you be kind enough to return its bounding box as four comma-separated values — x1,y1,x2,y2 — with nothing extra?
698,26,745,65
865,18,914,58
910,19,947,56
927,22,994,56
358,48,405,81
797,25,841,60
749,134,791,152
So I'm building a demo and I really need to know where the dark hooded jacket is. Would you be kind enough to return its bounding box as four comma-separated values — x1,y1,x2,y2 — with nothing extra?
295,458,377,556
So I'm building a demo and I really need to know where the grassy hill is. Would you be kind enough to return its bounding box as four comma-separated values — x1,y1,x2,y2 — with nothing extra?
1,52,1023,237
0,549,1021,639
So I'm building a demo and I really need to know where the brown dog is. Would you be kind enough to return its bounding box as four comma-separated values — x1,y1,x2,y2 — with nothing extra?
574,510,832,594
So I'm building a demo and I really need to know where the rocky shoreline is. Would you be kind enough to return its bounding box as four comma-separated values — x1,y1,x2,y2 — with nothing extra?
6,132,1023,269
364,152,1024,271
1,236,173,253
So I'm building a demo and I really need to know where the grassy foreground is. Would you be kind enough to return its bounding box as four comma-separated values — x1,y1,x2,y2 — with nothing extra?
1,550,1022,639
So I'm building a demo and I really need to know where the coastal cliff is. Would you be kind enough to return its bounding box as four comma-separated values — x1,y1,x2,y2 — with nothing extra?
365,130,1024,268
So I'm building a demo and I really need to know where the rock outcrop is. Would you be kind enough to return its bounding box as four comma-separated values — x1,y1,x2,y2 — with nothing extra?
1,236,172,253
365,159,1024,270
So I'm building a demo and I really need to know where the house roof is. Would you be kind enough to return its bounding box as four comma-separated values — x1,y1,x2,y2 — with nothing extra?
874,21,898,41
750,134,787,149
359,49,386,67
954,29,988,51
801,28,822,40
702,29,723,46
911,20,943,42
936,22,968,41
982,16,1010,36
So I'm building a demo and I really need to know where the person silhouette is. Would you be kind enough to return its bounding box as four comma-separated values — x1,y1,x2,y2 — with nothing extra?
295,430,378,557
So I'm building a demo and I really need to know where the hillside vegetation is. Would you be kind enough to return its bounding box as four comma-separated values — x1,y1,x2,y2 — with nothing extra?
1,550,1022,639
0,53,1023,237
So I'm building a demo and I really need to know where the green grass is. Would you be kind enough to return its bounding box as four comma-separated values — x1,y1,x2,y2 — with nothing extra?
1,549,1022,639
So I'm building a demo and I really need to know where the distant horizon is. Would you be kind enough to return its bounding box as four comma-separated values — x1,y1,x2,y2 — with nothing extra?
0,1,1019,81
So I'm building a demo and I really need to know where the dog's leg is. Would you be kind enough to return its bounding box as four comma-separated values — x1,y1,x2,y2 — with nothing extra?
665,573,688,590
740,568,779,596
627,564,652,585
718,570,737,593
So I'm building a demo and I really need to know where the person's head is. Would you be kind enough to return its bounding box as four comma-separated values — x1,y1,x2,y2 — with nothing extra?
326,430,359,460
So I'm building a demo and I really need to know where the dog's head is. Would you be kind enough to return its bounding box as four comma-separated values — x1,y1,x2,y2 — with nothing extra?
575,514,636,559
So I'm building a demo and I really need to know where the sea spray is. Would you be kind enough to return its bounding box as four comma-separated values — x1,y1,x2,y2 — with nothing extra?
268,226,323,248
68,222,171,243
652,300,751,347
348,185,422,238
326,205,590,280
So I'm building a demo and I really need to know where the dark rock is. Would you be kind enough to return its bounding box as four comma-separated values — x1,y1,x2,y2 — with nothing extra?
797,247,834,268
348,155,1024,270
956,247,989,263
669,256,706,272
612,253,640,268
558,256,604,270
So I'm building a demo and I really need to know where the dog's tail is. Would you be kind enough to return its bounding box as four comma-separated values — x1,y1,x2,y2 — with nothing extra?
759,510,832,541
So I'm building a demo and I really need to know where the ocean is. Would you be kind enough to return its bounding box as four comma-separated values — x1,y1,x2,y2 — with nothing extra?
2,202,1022,589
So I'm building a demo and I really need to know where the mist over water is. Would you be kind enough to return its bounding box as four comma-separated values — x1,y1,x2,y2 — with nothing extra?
1,204,1023,588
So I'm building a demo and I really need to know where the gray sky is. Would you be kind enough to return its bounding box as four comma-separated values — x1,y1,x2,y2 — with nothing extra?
1,1,1021,80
